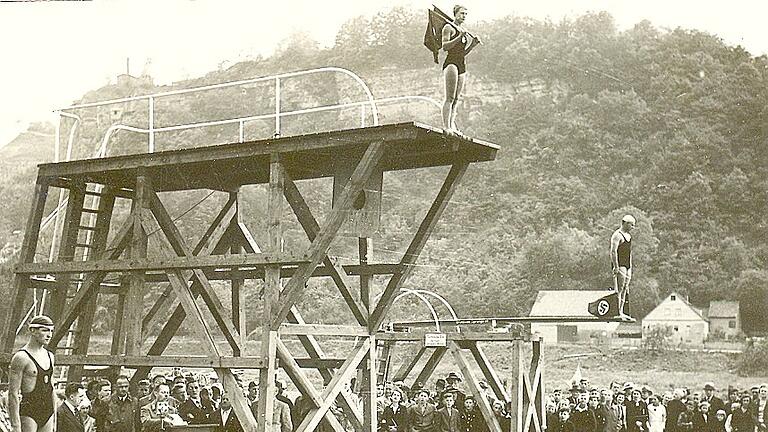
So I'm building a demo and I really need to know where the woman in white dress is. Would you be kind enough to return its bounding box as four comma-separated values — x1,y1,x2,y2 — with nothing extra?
647,394,667,432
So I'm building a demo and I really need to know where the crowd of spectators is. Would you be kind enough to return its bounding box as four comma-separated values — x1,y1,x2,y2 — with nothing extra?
544,378,768,432
2,370,768,432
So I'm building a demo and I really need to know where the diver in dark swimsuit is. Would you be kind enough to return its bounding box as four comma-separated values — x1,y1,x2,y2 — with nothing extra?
441,4,481,135
610,215,636,318
8,315,56,432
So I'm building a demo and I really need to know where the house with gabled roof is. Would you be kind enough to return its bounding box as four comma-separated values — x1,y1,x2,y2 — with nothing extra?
706,300,741,339
529,290,621,345
642,292,709,346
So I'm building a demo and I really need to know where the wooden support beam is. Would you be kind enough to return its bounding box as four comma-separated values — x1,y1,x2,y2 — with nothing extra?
0,354,265,368
2,181,49,351
278,324,368,337
257,153,283,432
16,251,304,274
392,346,427,382
358,238,373,311
282,170,368,326
296,338,370,432
464,341,510,403
364,335,378,432
510,340,522,432
449,341,502,432
375,332,527,342
145,194,244,355
275,338,347,432
48,217,133,349
230,190,247,350
124,176,150,355
413,347,447,389
369,162,468,331
274,142,385,328
286,307,364,431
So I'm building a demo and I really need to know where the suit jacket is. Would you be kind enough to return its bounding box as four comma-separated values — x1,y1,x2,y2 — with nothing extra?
598,404,620,432
179,398,209,425
436,406,458,432
408,404,439,432
57,402,85,432
140,399,179,432
248,398,292,432
210,408,244,432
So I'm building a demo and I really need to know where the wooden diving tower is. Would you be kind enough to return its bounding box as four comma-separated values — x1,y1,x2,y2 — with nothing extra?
0,122,545,432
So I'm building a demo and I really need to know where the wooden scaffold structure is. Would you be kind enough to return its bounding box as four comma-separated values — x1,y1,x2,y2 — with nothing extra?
0,121,550,432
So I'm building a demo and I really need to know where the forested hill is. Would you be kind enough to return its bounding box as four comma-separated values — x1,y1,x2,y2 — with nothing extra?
1,9,766,332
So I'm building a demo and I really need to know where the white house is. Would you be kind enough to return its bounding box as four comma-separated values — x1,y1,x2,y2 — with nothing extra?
706,300,741,339
529,290,621,345
642,292,709,346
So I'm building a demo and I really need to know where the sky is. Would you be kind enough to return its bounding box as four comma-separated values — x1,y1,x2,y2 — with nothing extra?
1,0,767,147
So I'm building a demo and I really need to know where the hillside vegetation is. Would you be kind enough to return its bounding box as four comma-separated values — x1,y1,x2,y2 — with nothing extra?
0,9,766,335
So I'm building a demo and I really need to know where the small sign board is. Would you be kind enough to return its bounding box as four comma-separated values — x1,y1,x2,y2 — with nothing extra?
424,333,447,347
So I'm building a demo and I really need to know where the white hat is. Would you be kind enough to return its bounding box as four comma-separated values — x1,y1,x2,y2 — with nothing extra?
622,215,636,224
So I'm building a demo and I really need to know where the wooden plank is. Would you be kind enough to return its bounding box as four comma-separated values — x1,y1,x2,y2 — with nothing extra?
510,341,522,432
47,217,133,349
0,354,265,368
375,332,527,342
292,358,348,369
2,182,49,351
110,291,126,357
449,341,502,432
16,251,305,274
296,338,370,432
413,347,447,389
278,324,368,337
282,171,368,326
392,346,427,382
230,190,247,350
365,335,378,432
359,238,373,311
369,162,469,330
274,142,385,328
275,338,347,432
466,342,510,403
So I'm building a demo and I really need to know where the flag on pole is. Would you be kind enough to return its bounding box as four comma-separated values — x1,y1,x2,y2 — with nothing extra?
570,363,583,386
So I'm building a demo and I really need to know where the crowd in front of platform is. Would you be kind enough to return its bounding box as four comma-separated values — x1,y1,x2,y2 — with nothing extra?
543,378,768,432
2,370,768,432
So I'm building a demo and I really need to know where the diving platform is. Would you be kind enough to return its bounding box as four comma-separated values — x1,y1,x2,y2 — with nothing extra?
39,122,498,192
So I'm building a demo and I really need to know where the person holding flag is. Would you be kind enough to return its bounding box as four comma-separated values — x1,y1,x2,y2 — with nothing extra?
424,5,482,135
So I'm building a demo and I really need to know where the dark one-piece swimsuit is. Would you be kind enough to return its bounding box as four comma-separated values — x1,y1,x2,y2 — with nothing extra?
443,29,467,75
19,349,54,426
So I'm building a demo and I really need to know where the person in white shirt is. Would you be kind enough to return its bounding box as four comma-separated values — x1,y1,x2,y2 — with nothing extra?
647,394,666,432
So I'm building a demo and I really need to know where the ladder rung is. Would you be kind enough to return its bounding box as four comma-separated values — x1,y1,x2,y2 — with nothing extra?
75,243,93,248
84,190,103,197
81,208,100,214
78,225,97,231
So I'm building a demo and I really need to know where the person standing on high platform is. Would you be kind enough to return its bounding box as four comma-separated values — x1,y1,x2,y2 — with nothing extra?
441,5,481,136
8,315,56,432
610,215,636,319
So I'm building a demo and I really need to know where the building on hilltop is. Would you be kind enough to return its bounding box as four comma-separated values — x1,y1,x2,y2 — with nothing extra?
529,290,620,345
706,300,741,339
642,292,709,346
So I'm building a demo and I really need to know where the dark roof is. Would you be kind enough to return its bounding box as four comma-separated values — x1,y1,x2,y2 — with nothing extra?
708,301,739,318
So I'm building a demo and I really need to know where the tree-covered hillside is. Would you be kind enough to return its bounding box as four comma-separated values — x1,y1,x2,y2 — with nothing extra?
1,8,766,334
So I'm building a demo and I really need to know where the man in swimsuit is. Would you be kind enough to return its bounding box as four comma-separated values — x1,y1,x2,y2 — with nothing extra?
8,315,56,432
441,4,481,135
610,215,636,319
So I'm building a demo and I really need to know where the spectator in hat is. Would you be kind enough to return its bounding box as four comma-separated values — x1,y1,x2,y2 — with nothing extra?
751,386,760,403
137,380,151,399
246,382,258,407
712,409,727,432
702,383,725,416
274,380,296,432
640,387,652,405
568,385,581,407
443,373,465,408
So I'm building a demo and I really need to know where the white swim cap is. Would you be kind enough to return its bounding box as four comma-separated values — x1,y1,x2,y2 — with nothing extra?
622,215,636,224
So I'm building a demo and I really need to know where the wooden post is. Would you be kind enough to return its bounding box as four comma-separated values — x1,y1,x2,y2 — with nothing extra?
230,190,247,351
257,153,283,432
48,182,85,322
2,181,49,351
509,340,522,432
124,175,149,355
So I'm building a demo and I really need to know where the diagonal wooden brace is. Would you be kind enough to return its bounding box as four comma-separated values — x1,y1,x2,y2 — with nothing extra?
369,162,468,331
282,170,368,326
449,341,503,432
273,142,385,328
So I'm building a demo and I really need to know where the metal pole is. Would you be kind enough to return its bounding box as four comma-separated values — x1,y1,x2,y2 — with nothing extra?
239,120,244,143
275,77,281,136
148,96,155,152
